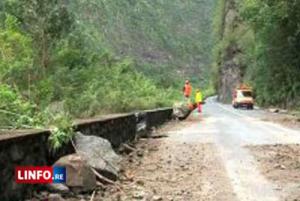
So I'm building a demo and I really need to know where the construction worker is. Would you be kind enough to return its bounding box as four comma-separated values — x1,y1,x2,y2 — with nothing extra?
183,80,192,101
195,89,203,113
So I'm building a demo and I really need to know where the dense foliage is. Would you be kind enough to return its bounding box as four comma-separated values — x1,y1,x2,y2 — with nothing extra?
240,0,300,108
213,0,300,109
69,0,216,88
0,0,216,130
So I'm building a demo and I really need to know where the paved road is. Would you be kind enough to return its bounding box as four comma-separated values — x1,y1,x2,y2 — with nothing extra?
104,98,300,201
172,97,300,201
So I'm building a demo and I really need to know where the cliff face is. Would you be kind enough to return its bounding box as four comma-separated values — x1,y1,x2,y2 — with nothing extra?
218,44,242,103
216,0,243,103
214,0,300,109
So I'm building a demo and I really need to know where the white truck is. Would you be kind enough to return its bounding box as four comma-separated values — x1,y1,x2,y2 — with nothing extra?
232,85,254,110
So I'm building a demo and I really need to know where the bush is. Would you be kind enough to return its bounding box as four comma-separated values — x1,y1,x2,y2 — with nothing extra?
48,112,74,152
0,84,35,128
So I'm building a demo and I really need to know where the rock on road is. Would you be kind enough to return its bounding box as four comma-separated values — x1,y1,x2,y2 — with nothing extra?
105,97,300,201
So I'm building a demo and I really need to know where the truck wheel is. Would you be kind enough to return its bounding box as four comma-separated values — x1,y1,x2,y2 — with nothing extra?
248,105,254,110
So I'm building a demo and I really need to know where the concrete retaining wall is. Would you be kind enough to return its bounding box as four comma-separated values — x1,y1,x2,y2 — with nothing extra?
0,108,172,201
75,114,136,148
145,108,173,129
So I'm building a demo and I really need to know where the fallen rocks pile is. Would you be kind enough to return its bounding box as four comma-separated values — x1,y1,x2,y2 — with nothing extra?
36,132,125,200
173,102,195,120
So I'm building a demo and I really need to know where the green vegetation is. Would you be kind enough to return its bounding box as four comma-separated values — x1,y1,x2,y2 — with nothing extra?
213,0,300,109
0,0,216,135
70,0,217,89
48,113,74,152
0,84,35,129
240,0,300,109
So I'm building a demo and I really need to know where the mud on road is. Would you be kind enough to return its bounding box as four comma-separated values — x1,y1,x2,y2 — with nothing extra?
248,144,300,201
102,118,236,201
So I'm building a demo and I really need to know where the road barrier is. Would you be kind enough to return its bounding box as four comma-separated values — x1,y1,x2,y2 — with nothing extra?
0,108,173,201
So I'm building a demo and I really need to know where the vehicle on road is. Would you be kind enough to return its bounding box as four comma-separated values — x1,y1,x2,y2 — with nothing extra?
232,84,254,109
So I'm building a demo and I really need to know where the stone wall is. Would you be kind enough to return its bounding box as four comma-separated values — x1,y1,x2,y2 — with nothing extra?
0,130,75,201
75,114,136,148
0,108,173,201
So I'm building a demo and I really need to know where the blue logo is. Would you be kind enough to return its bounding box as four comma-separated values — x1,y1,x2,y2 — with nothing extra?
53,166,66,183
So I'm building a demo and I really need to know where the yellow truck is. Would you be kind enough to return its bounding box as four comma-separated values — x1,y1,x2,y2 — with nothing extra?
232,84,254,110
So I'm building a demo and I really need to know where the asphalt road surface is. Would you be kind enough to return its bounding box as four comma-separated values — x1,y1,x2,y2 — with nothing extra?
103,97,300,201
198,97,300,201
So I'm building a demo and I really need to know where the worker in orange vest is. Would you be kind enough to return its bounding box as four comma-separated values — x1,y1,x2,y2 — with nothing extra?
183,80,192,101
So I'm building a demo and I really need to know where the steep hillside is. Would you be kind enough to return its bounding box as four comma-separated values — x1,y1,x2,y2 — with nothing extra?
70,0,217,88
0,0,217,129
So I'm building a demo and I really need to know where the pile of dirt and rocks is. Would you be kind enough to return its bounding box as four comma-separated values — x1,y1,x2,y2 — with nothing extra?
261,109,300,130
28,132,126,201
28,125,174,201
99,119,236,201
29,117,236,201
247,144,300,201
248,144,300,183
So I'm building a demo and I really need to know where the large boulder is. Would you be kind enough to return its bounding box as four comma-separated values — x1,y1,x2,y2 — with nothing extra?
74,132,121,181
173,102,195,120
53,154,96,193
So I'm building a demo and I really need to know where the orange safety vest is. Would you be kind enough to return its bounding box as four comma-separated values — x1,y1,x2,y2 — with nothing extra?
184,84,192,97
